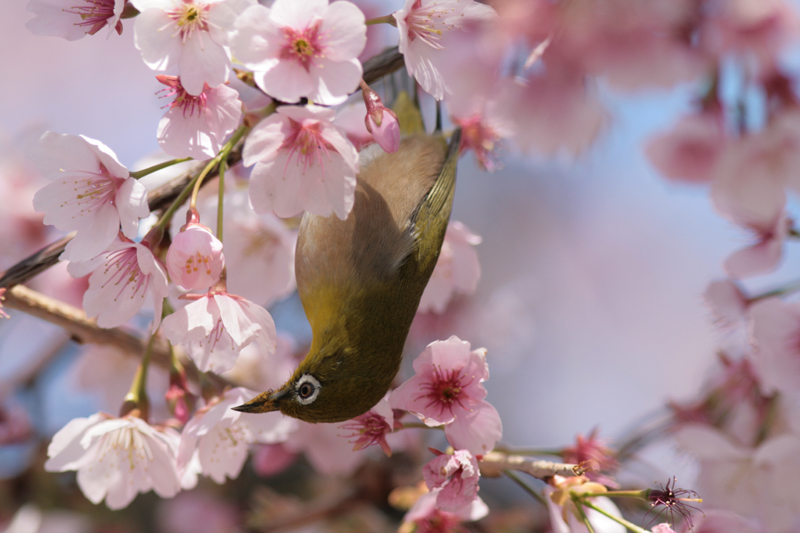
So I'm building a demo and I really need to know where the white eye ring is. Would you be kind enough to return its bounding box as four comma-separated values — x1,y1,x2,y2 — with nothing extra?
295,374,321,405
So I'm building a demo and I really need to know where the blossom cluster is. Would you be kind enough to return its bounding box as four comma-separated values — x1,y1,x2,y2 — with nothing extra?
12,0,800,529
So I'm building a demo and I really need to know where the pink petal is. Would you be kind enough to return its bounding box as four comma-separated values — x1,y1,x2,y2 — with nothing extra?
269,0,327,28
320,1,367,61
116,178,149,239
178,35,230,96
444,400,502,454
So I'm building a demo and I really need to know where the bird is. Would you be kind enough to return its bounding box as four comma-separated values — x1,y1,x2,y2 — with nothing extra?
233,128,462,423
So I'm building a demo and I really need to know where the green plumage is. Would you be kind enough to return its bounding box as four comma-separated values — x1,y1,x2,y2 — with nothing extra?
235,129,461,423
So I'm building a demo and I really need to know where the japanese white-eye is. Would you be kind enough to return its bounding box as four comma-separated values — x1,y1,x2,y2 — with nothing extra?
233,128,462,423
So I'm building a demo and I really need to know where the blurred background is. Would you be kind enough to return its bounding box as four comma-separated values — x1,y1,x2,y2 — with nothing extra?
2,0,795,531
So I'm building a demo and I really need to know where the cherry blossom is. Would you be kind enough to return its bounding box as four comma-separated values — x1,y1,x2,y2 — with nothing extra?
166,210,225,291
645,112,726,184
389,336,502,455
418,221,481,314
675,423,800,532
493,72,607,157
339,395,396,456
546,476,625,533
710,139,789,278
242,104,359,220
422,450,480,512
26,0,125,40
403,489,489,531
79,237,169,330
394,0,496,100
703,280,749,333
44,413,182,510
251,443,297,477
160,290,277,374
562,429,619,488
132,0,253,96
333,101,374,151
749,298,800,394
31,132,149,262
230,0,366,105
284,421,366,476
178,387,296,487
156,76,243,160
215,190,297,307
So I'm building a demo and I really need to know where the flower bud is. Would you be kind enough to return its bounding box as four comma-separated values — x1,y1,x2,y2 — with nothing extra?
166,208,225,291
362,83,400,153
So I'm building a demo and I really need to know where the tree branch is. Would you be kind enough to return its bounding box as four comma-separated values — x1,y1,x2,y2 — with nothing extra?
2,285,171,368
479,452,585,479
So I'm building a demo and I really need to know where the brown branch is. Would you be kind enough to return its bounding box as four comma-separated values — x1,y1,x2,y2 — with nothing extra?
3,284,171,368
479,452,585,479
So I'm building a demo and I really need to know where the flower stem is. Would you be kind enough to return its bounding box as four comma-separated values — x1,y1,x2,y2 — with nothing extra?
748,278,800,303
365,14,397,26
190,122,252,210
217,156,226,241
492,446,564,456
401,422,441,430
503,470,546,506
121,333,156,420
572,495,597,533
129,157,192,179
581,499,651,533
595,490,648,500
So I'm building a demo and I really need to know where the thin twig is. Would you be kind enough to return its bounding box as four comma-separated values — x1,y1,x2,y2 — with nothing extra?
480,452,585,479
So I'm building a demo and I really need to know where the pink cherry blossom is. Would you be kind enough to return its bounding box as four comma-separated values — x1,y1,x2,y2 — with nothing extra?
389,336,502,455
80,238,169,330
230,0,366,106
675,423,800,532
156,491,240,533
749,298,800,394
156,75,243,160
651,524,676,533
645,112,726,184
242,104,359,220
166,211,225,291
131,0,253,96
562,429,619,488
423,450,480,512
333,101,374,151
419,221,481,314
404,489,489,531
160,290,277,373
704,279,749,333
26,0,125,40
251,443,297,477
216,190,297,307
338,395,396,456
284,421,366,476
44,413,182,510
394,0,496,100
493,72,607,157
178,387,295,487
31,132,149,262
711,138,789,278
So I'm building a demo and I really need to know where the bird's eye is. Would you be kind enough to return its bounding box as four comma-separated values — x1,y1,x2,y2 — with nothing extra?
295,374,321,405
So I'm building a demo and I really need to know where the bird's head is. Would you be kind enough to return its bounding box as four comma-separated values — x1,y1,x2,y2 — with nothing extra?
232,341,398,424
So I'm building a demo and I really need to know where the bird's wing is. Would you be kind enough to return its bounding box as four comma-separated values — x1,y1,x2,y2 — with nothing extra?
406,128,462,274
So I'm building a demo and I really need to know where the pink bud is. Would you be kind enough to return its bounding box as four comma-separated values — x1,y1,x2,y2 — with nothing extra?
166,210,225,291
361,83,400,153
366,108,400,153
